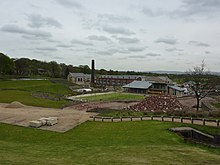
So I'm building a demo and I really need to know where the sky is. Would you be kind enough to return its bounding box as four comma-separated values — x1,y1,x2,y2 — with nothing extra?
0,0,220,72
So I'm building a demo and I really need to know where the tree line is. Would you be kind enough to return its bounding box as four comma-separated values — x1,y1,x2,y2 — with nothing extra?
0,52,159,78
0,52,89,78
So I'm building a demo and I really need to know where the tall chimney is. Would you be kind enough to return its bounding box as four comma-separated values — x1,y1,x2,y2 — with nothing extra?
91,59,95,85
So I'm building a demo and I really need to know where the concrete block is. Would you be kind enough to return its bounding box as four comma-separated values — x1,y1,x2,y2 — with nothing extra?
29,120,42,128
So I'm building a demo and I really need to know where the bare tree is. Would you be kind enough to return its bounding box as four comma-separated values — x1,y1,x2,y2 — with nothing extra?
187,61,218,111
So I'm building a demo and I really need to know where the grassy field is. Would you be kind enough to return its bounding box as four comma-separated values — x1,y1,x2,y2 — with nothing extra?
0,121,219,165
0,79,73,108
81,92,145,102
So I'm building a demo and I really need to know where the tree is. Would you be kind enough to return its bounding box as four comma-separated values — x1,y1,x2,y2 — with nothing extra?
186,61,219,111
48,61,61,78
14,58,31,75
0,53,15,75
78,65,90,74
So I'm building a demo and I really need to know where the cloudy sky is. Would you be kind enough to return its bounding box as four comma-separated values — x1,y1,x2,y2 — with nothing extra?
0,0,220,72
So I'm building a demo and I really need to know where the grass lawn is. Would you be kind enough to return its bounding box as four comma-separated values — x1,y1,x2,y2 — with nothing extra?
0,121,219,165
0,79,72,108
0,90,68,108
0,80,71,94
81,92,145,102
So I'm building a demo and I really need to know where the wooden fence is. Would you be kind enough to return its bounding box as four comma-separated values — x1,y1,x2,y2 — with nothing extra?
90,115,220,127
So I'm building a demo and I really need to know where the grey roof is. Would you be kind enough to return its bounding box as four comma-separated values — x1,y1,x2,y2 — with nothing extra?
69,73,91,78
123,81,152,89
168,85,185,91
99,75,145,80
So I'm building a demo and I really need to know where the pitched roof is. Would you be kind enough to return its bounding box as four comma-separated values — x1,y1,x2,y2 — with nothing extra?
69,73,91,78
168,85,185,91
123,81,152,89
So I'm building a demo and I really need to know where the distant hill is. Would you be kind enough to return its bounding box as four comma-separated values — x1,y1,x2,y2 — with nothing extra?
149,70,220,75
149,71,185,75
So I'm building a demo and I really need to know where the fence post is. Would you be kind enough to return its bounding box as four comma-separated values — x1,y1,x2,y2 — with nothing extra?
191,118,193,124
203,119,205,126
120,117,122,122
140,116,143,121
216,119,219,127
102,117,104,122
171,116,174,122
180,117,183,123
93,116,95,121
151,116,153,120
161,116,164,121
130,116,133,121
111,117,113,122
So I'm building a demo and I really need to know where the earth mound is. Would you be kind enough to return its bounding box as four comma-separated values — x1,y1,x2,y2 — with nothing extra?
5,101,26,108
127,95,184,112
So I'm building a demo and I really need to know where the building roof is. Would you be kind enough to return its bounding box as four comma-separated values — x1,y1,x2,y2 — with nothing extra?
69,73,91,78
123,81,152,89
168,85,185,91
99,75,145,80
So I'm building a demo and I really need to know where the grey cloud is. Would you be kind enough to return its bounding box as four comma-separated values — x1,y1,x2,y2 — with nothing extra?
53,56,64,60
98,14,133,23
128,55,147,59
142,7,165,17
22,35,59,44
88,35,110,41
116,37,140,44
71,39,93,46
27,14,62,28
56,44,73,48
166,48,184,52
55,0,83,9
127,47,146,52
103,26,135,35
93,48,128,56
189,41,210,47
96,50,115,56
205,51,211,54
109,48,129,54
36,47,57,51
146,53,161,57
171,0,220,18
1,24,52,38
155,38,177,45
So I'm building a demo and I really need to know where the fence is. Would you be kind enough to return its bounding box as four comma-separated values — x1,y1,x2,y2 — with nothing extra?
90,115,220,127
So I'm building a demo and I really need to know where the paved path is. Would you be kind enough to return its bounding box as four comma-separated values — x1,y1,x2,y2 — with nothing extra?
67,92,115,100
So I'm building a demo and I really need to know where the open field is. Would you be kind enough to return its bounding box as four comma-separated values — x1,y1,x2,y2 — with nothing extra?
0,121,220,165
80,92,145,102
0,80,73,108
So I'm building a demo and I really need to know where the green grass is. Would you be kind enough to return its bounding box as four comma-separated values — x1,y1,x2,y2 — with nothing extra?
0,79,72,108
0,90,68,108
0,121,219,165
0,80,71,94
96,109,146,117
81,92,145,102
